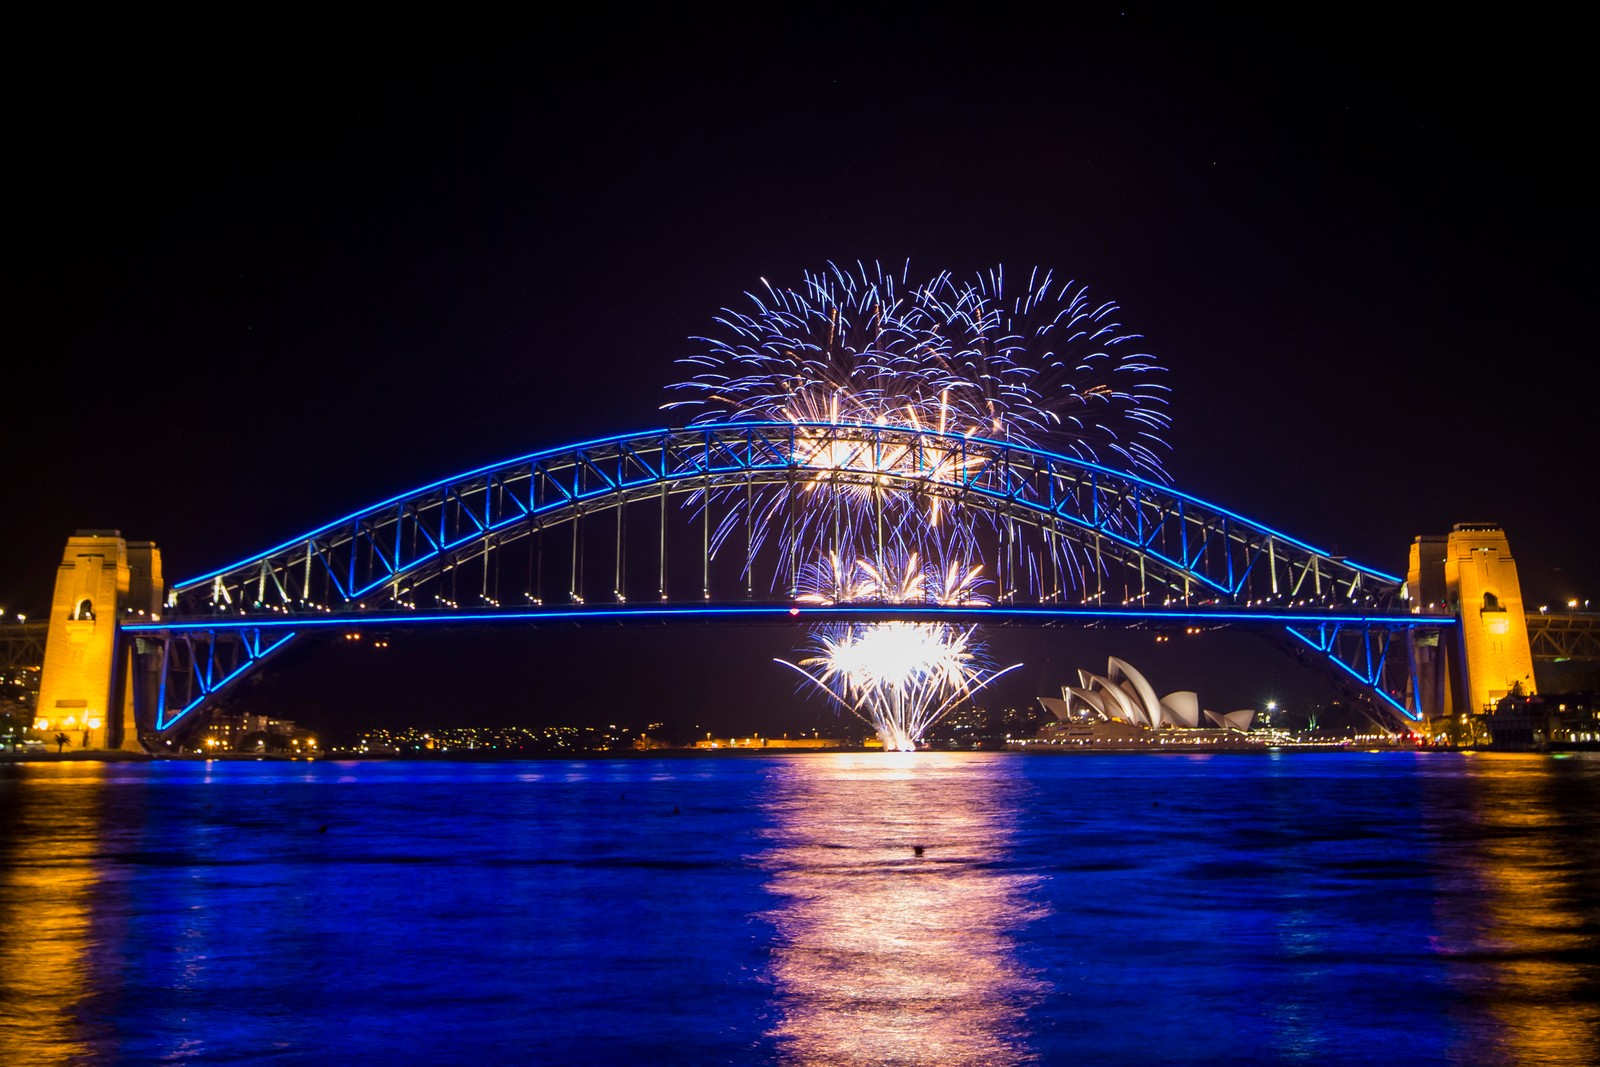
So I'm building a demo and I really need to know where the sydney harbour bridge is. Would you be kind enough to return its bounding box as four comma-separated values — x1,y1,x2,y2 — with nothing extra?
15,418,1592,751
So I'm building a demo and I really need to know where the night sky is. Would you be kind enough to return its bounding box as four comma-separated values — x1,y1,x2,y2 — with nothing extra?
5,9,1593,736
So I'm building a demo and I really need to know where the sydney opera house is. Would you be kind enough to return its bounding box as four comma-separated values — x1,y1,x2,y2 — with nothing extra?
1029,657,1259,748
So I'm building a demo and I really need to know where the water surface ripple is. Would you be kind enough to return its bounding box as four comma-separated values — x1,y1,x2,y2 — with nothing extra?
1,752,1596,1065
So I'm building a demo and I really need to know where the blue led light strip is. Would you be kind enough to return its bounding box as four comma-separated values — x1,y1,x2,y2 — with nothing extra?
154,630,298,731
128,605,1453,634
1283,626,1420,721
173,422,1404,593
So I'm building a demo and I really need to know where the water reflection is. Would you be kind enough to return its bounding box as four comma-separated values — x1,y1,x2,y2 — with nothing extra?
0,763,108,1066
1431,754,1600,1066
757,752,1047,1065
4,753,1597,1065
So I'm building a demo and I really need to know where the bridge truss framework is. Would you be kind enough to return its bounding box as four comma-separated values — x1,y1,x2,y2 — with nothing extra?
123,423,1456,734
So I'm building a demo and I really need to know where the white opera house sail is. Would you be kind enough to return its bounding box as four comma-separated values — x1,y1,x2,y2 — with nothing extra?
1031,658,1259,748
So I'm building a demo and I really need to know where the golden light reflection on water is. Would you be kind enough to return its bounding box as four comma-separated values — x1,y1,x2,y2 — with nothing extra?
0,763,108,1067
758,752,1047,1065
1434,754,1600,1066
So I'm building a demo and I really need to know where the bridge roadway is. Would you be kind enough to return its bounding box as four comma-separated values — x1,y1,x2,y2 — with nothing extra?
129,602,1442,632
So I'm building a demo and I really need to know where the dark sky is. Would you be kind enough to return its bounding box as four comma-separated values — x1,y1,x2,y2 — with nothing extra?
5,8,1593,735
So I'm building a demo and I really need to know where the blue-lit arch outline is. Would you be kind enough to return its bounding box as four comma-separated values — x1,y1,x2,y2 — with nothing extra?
140,423,1444,730
173,421,1402,595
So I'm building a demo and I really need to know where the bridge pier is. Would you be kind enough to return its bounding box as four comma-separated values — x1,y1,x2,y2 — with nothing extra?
35,531,164,752
1408,524,1536,718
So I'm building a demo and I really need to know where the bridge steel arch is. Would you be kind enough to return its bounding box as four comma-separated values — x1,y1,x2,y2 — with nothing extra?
125,423,1453,736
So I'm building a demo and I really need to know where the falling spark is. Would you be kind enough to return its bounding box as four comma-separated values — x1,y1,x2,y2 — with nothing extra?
779,622,1021,752
664,262,1164,749
666,261,1170,479
666,261,1170,588
780,549,1019,750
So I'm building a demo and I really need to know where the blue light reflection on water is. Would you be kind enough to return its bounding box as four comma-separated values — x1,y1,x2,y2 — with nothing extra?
0,752,1596,1065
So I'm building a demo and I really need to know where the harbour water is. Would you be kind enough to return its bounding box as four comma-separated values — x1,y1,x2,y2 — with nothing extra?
1,751,1596,1065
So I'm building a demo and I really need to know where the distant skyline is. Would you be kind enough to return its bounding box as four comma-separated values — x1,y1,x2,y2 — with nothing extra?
5,9,1592,732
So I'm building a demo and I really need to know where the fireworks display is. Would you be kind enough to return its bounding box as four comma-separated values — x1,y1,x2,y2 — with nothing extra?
794,549,990,608
667,262,1170,748
780,548,1019,750
779,621,1020,752
666,261,1170,477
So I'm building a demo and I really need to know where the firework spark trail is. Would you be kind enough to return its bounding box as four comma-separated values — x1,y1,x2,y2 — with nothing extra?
666,261,1170,476
664,261,1167,747
912,266,1172,475
665,261,1171,589
794,549,990,608
778,622,1021,751
777,549,1020,750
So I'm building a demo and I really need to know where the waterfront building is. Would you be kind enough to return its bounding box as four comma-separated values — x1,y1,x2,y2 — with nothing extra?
1028,657,1261,749
0,662,40,750
1485,692,1598,750
692,735,847,749
1038,657,1255,733
201,710,318,754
